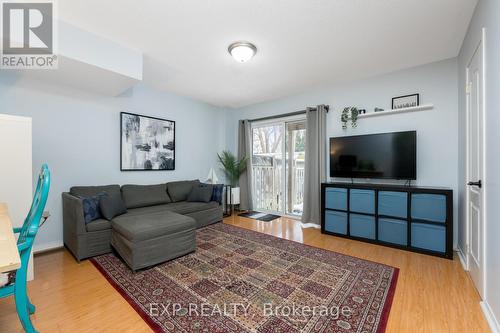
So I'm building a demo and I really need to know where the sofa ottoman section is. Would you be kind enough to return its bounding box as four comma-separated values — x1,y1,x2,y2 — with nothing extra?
111,211,196,271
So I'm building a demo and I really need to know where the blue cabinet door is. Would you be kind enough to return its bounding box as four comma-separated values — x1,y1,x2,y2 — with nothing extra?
378,191,408,218
411,194,447,223
411,223,446,253
350,189,375,214
350,214,375,240
378,218,407,246
325,188,347,211
325,211,348,235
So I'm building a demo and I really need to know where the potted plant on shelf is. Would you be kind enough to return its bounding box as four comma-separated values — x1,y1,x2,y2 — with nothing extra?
217,150,248,205
341,106,359,129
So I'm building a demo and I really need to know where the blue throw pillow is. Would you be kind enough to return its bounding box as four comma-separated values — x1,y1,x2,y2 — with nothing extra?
79,192,107,224
211,184,224,204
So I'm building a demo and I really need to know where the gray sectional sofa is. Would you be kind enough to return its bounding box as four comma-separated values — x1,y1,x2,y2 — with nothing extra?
63,180,222,270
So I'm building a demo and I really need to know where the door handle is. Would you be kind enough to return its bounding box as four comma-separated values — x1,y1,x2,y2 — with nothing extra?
467,180,482,188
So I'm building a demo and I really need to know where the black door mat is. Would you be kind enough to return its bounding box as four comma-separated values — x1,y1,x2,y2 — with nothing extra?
238,211,281,222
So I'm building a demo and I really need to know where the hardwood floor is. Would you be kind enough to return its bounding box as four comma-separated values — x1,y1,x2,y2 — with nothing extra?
0,215,490,332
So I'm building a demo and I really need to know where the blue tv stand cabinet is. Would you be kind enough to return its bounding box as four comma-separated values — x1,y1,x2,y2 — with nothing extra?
321,182,453,259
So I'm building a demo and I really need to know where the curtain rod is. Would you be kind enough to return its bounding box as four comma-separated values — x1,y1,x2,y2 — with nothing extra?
249,105,329,123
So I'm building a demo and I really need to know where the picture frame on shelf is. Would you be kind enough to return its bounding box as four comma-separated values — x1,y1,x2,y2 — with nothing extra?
392,93,419,110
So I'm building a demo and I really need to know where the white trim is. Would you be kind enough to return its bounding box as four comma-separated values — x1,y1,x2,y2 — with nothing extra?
285,214,301,221
465,59,471,276
481,25,489,306
281,121,286,214
250,113,307,216
34,240,63,254
300,223,321,229
481,301,500,333
457,247,468,271
464,28,487,299
0,113,32,123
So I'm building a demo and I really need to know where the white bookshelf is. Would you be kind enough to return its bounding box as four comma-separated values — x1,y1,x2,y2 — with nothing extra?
0,114,33,280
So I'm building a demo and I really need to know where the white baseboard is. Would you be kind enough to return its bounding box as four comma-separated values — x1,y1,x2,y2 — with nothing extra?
300,223,321,229
456,249,499,333
34,240,64,254
457,247,468,271
481,301,500,333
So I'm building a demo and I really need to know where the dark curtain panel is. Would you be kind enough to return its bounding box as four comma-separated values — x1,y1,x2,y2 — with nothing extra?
238,119,253,210
301,105,327,225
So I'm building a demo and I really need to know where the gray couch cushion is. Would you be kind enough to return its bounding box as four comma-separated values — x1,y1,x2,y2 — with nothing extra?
185,206,223,228
100,192,127,220
123,201,219,217
86,219,111,232
167,201,219,215
124,204,172,216
167,180,199,202
121,184,171,209
70,185,121,198
112,211,196,242
187,184,214,202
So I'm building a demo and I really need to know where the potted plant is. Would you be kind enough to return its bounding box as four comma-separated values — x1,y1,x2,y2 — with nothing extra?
341,106,359,129
217,150,248,205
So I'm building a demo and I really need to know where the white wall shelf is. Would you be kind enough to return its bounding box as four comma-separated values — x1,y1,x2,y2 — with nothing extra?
355,104,434,119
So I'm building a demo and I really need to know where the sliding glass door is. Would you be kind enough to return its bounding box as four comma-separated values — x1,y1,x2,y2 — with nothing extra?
251,117,306,217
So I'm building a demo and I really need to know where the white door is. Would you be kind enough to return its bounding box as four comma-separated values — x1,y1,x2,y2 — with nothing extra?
466,36,485,299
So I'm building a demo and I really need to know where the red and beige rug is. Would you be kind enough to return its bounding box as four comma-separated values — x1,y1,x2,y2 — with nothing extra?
91,223,398,333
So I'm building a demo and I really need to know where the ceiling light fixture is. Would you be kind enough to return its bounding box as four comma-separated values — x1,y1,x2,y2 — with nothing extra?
228,41,257,63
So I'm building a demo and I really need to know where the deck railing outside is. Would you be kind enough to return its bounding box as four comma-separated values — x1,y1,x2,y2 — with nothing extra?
252,162,304,215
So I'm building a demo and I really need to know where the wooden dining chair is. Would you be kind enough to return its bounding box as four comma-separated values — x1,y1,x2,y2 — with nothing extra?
0,164,51,333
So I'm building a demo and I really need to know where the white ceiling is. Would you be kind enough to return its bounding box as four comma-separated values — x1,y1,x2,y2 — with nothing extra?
59,0,477,108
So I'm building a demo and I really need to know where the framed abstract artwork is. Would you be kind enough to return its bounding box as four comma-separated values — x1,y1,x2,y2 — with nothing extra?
120,112,175,171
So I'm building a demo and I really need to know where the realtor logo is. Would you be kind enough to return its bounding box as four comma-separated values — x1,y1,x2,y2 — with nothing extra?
1,1,57,69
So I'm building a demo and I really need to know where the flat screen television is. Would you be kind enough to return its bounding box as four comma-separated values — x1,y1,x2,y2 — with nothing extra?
330,131,416,180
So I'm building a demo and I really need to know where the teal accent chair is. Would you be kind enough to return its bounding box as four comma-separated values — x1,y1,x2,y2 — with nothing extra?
0,164,51,333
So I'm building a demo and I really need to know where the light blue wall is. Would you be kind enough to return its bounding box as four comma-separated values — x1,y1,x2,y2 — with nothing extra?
458,0,500,328
0,74,226,250
0,59,462,256
226,58,459,246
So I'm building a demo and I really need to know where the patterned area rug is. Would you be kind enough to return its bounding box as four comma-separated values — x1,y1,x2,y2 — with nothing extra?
91,223,398,333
